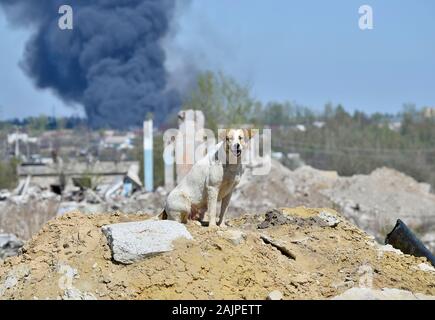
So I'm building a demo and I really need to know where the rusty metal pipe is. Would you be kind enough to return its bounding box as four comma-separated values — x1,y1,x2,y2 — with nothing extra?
385,219,435,267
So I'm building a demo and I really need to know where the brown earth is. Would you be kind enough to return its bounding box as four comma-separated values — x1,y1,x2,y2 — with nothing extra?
1,207,434,300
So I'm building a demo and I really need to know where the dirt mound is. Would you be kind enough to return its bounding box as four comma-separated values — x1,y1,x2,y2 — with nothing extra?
323,167,435,249
1,207,434,300
3,160,434,256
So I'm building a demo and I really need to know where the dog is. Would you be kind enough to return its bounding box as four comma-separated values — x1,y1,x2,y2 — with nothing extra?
161,128,255,227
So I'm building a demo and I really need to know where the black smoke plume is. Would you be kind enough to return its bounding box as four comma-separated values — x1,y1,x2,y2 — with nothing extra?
0,0,180,128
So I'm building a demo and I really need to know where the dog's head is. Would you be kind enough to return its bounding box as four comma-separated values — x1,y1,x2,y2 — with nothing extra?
219,128,256,158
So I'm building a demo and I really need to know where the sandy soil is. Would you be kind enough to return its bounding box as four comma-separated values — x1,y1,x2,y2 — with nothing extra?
1,207,434,300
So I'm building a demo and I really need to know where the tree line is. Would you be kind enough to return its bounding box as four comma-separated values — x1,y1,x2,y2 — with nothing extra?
183,71,435,188
1,71,434,189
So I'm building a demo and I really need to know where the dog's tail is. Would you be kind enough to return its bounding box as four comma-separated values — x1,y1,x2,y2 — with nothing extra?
158,208,168,220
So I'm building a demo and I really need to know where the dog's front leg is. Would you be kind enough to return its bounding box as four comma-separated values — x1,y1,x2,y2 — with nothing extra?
218,192,232,227
206,186,218,227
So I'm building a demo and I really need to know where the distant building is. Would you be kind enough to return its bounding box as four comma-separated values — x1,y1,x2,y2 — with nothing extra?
101,131,135,150
388,121,402,132
313,121,325,129
295,124,306,132
423,107,435,119
271,152,284,160
7,132,39,158
7,133,38,145
17,161,140,191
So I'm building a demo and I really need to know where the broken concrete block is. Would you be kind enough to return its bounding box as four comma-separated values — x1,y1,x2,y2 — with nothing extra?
0,265,30,297
318,211,340,227
63,288,97,300
267,290,283,300
416,263,435,273
0,190,11,201
102,220,193,264
376,244,403,259
0,234,24,259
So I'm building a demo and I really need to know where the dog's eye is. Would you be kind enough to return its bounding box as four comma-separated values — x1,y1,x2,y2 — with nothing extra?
226,137,230,141
238,136,242,140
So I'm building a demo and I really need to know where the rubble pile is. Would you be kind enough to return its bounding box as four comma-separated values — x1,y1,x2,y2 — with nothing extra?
1,159,434,255
58,186,166,216
0,185,60,240
1,207,434,300
231,161,435,253
229,161,336,216
0,164,164,243
321,168,435,252
0,234,24,260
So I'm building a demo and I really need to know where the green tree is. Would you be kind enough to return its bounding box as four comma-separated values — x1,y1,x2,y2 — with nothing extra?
0,158,19,189
183,71,255,132
28,115,49,134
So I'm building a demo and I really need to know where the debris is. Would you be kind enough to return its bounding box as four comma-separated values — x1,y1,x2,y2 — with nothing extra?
83,189,104,204
416,263,435,273
56,201,105,216
13,175,31,196
0,275,18,297
376,244,403,259
233,162,435,254
421,233,435,253
4,158,434,256
267,290,283,300
385,219,435,267
125,164,143,189
1,209,435,300
290,237,310,244
257,209,293,229
0,234,24,259
0,190,11,201
318,211,340,227
63,288,97,300
102,220,193,264
57,262,97,300
0,265,30,297
332,287,435,300
260,234,296,260
104,181,123,201
17,161,139,190
323,167,435,252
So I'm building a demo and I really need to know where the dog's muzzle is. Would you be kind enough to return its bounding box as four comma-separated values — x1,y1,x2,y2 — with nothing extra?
232,144,242,157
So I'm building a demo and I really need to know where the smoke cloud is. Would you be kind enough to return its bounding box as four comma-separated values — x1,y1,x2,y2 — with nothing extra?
0,0,180,128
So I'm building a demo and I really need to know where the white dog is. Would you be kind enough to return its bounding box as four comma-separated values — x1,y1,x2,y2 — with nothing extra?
161,128,255,227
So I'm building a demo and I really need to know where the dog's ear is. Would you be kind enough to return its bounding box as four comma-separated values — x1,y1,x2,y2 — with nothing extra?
218,129,228,142
243,128,256,140
178,110,185,121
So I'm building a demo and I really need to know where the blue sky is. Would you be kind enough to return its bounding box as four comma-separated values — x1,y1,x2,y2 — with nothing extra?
1,0,435,119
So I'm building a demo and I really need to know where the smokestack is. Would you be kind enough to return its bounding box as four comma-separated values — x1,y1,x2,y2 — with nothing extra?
0,0,180,128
